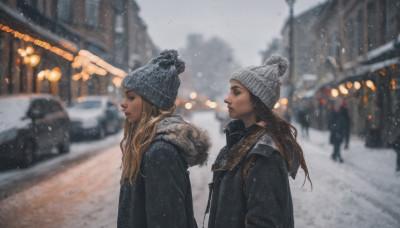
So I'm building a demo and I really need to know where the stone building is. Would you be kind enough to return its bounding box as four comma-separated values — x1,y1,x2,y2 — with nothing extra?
270,0,400,146
0,0,156,103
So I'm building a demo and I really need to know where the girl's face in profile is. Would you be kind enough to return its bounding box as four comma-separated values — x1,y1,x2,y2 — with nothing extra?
224,80,255,122
121,87,143,123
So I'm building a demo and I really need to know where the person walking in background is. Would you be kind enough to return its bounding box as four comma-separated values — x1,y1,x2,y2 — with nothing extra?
118,50,211,228
392,134,400,174
339,98,351,149
328,99,349,163
297,105,310,138
206,54,312,228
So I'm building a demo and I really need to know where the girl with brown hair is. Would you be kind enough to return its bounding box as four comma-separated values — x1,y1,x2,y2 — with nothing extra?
206,54,311,228
118,50,210,228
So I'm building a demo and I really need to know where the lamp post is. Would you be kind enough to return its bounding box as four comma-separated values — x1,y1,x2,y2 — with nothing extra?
285,0,295,122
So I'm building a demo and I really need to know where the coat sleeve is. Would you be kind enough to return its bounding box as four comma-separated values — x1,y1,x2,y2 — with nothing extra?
245,154,291,228
143,142,188,228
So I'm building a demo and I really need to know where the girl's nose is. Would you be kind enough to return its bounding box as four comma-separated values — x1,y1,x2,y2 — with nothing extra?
224,95,230,104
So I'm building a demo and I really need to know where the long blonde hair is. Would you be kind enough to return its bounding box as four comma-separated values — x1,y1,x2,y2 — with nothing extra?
120,99,175,185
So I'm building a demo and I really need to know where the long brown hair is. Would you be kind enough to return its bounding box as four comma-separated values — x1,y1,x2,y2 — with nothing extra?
250,93,312,187
120,99,175,185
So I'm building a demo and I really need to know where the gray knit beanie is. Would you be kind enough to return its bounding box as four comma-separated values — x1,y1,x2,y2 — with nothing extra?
231,54,288,109
121,49,185,110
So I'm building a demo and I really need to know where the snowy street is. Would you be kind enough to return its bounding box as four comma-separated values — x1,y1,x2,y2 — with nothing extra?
0,111,399,228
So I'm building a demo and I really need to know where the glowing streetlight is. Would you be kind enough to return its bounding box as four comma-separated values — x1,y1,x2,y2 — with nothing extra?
189,92,197,99
281,98,289,105
29,54,40,67
47,67,62,82
338,84,348,95
366,80,374,88
26,46,34,55
284,0,296,122
354,81,361,90
37,70,46,81
331,88,339,97
185,102,193,110
18,46,41,67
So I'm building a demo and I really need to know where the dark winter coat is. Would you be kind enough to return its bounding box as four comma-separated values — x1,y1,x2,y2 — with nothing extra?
117,115,210,228
328,108,349,145
207,120,297,228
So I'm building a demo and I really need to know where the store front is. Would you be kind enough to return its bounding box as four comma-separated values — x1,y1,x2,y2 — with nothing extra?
0,3,126,103
0,3,77,102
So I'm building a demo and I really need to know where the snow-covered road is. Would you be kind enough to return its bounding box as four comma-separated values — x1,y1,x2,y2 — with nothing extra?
0,111,399,228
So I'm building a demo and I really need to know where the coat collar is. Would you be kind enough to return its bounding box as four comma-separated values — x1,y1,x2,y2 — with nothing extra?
213,120,299,179
212,120,265,171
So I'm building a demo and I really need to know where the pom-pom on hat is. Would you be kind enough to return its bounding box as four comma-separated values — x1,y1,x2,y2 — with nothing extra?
121,49,185,110
230,54,288,109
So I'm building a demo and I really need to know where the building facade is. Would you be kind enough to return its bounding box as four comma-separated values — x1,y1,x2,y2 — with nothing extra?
0,0,156,103
273,0,400,147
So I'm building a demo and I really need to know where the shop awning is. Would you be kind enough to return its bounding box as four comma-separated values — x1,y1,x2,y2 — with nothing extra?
0,3,78,59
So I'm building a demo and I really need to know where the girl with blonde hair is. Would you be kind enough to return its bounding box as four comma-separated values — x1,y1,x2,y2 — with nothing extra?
118,50,210,228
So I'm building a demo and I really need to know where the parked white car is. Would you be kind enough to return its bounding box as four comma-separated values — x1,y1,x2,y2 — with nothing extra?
67,96,123,140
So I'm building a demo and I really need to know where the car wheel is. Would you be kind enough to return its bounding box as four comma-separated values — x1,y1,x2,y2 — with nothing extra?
20,140,35,168
59,132,70,154
97,125,106,139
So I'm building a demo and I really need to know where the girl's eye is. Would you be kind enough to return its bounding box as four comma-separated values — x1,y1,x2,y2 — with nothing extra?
128,96,135,100
233,91,240,96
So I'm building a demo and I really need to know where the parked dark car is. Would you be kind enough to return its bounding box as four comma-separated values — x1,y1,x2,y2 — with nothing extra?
67,96,123,140
0,94,71,168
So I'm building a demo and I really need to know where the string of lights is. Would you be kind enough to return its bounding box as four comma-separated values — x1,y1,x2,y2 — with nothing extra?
0,23,126,83
0,23,74,61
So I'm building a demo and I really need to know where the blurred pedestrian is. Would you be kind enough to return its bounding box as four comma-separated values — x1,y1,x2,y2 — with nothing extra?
118,50,211,228
339,98,351,149
328,99,349,163
297,105,310,138
206,54,312,228
392,134,400,174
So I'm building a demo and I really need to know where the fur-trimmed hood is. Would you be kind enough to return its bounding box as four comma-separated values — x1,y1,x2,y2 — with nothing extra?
155,114,211,167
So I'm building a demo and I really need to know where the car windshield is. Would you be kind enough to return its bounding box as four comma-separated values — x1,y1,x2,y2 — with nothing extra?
0,97,31,131
73,100,102,109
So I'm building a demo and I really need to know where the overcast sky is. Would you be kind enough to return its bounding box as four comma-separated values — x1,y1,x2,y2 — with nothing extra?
135,0,325,66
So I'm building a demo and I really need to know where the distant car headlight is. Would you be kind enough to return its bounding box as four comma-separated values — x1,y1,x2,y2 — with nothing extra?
81,118,99,128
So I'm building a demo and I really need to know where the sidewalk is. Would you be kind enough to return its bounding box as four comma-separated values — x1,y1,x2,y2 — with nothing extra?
291,124,400,228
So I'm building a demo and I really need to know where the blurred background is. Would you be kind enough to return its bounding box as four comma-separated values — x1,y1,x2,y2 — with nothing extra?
1,0,400,227
1,0,399,147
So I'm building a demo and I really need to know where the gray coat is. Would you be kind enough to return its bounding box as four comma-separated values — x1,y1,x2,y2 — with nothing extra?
118,115,210,228
208,120,296,228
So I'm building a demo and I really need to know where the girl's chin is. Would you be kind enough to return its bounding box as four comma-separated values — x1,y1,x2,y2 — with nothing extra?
127,118,140,124
126,118,135,123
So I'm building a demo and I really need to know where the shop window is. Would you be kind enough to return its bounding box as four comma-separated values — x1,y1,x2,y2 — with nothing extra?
57,0,71,23
356,10,363,56
385,0,397,41
86,0,100,27
367,2,377,51
115,14,124,34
